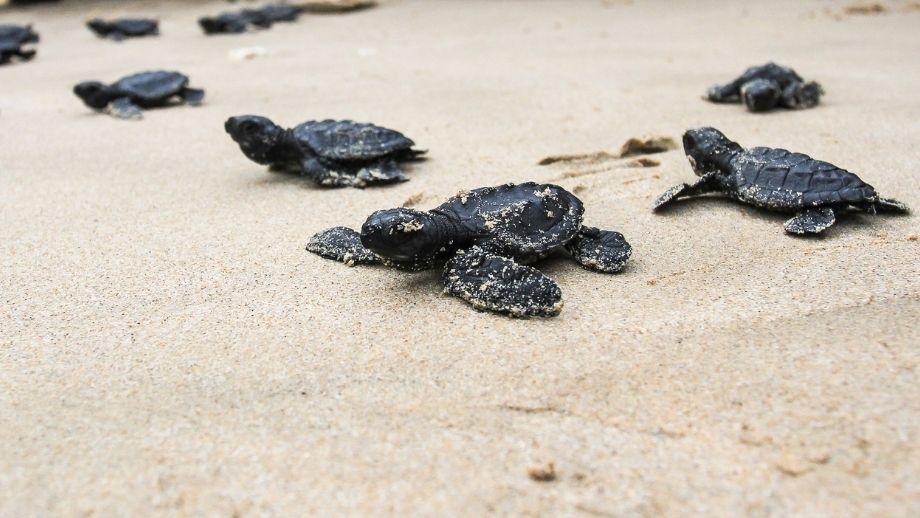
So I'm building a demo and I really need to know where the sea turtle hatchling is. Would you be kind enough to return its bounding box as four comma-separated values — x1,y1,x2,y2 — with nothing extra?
225,116,426,188
199,4,303,34
87,18,159,41
73,70,205,120
706,62,823,112
653,127,909,235
0,24,39,65
307,182,632,317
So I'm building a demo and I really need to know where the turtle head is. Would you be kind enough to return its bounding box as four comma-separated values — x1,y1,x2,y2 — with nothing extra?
73,81,117,109
682,127,742,176
86,19,108,34
361,208,444,265
225,115,286,165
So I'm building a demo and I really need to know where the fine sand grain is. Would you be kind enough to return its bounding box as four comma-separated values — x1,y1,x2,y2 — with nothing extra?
1,0,918,515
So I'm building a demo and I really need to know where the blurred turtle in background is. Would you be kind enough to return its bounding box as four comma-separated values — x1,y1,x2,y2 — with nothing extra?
705,63,823,113
74,71,205,120
225,116,426,188
0,24,38,65
87,18,159,41
199,3,303,34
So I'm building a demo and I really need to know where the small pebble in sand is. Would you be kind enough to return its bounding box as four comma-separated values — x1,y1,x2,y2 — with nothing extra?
775,453,812,477
527,462,557,482
229,46,269,61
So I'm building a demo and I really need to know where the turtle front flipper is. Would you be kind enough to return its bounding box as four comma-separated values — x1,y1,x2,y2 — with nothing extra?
180,88,205,106
106,97,143,120
705,83,740,103
16,49,36,61
873,197,910,214
566,226,631,273
652,172,720,211
355,159,408,186
301,157,341,186
442,247,562,318
307,226,381,266
784,207,837,235
740,79,781,112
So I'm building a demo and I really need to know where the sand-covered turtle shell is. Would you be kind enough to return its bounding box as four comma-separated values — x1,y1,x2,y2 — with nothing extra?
293,120,417,161
731,147,877,209
437,182,585,259
113,71,189,102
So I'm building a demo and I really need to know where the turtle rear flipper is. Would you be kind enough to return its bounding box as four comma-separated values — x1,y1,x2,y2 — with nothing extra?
107,97,143,120
874,197,910,214
566,226,631,273
307,226,381,266
784,207,836,235
652,172,720,211
442,247,562,318
356,159,408,186
301,157,356,188
180,87,205,106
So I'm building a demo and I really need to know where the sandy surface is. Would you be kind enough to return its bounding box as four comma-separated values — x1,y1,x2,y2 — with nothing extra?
1,0,919,515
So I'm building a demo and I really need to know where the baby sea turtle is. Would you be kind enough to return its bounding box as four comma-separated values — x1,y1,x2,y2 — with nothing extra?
307,182,632,317
225,116,426,188
0,24,39,65
73,70,205,120
653,127,909,235
87,18,159,41
706,63,823,112
199,4,303,34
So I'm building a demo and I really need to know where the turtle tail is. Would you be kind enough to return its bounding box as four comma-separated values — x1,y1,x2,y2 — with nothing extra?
401,148,428,161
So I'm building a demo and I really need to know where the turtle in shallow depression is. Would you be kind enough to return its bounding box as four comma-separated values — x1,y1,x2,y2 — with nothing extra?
0,24,39,65
225,116,426,188
307,182,632,317
87,18,159,41
199,4,303,34
706,63,823,112
73,70,205,120
653,127,909,235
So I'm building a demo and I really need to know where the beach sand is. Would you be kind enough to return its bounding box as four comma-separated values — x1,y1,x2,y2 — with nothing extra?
1,0,918,515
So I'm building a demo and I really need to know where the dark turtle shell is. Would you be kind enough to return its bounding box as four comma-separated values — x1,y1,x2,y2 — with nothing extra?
0,24,38,49
732,63,803,90
108,18,158,36
113,71,189,101
730,147,877,209
437,182,585,258
293,120,416,161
